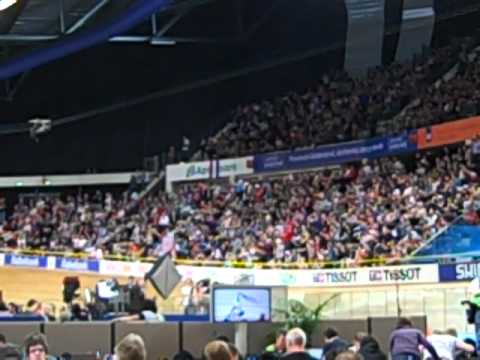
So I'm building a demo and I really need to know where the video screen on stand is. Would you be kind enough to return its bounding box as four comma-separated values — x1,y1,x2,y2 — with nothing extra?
212,286,271,323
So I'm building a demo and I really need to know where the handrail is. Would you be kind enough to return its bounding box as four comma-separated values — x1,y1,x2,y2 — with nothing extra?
2,245,478,270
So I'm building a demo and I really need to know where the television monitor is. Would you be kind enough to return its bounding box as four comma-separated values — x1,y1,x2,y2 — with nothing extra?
96,280,119,300
212,286,271,323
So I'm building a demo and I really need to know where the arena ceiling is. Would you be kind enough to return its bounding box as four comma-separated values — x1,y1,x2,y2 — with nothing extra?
0,0,479,132
0,0,347,122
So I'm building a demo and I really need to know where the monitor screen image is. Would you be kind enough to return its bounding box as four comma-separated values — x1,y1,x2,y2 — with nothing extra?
212,287,271,323
96,280,119,300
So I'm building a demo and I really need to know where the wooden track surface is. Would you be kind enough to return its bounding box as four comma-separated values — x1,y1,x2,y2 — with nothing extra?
0,267,181,312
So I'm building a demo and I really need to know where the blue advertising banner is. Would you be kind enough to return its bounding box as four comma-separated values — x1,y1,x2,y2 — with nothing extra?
254,132,417,173
4,254,48,268
439,262,480,282
55,257,100,272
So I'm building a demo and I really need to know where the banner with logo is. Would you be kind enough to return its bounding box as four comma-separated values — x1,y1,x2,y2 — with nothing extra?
4,254,48,268
253,132,417,173
177,264,438,287
416,116,480,150
55,257,100,273
166,157,253,191
0,252,439,287
439,262,480,282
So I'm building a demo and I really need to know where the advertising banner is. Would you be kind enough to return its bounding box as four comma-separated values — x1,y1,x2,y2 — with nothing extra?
253,132,417,173
177,263,438,287
439,262,480,282
55,257,100,273
0,253,439,287
166,157,253,191
4,254,48,268
416,116,480,149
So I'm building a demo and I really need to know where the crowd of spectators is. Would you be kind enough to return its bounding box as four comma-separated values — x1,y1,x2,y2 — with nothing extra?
1,37,480,266
166,143,480,265
2,142,476,266
395,45,480,131
0,319,475,360
0,191,135,256
194,39,472,161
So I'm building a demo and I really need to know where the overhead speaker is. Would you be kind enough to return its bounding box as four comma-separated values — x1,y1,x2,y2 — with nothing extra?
145,256,181,299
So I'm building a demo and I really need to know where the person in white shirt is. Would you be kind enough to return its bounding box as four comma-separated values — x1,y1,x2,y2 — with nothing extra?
425,329,474,360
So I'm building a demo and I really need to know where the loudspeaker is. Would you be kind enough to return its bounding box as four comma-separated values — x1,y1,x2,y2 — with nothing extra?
145,256,181,299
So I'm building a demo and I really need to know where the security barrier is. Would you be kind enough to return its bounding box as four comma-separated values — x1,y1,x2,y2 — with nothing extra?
0,317,427,360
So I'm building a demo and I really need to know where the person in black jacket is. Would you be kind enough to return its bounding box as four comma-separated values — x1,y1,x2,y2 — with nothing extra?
323,328,349,360
358,336,387,360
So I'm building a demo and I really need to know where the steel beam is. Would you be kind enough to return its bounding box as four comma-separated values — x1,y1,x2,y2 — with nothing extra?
0,33,239,44
59,0,66,33
0,0,227,45
0,35,58,42
151,36,233,44
66,0,111,34
154,9,190,37
151,14,157,35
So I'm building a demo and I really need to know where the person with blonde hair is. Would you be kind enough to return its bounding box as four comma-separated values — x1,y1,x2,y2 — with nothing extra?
114,334,146,360
203,340,232,360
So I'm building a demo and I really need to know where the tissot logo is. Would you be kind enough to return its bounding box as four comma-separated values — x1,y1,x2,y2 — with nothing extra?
313,271,357,283
369,268,421,282
369,270,383,281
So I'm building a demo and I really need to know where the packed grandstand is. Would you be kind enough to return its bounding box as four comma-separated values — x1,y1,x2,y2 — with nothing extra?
1,37,480,266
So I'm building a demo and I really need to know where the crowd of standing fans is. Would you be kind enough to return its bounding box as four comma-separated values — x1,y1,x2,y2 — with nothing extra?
0,318,476,360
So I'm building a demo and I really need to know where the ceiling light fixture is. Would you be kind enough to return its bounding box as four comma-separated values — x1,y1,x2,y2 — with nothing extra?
0,0,17,11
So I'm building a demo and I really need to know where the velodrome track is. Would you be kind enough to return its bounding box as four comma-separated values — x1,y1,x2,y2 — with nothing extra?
0,266,180,312
0,265,473,333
